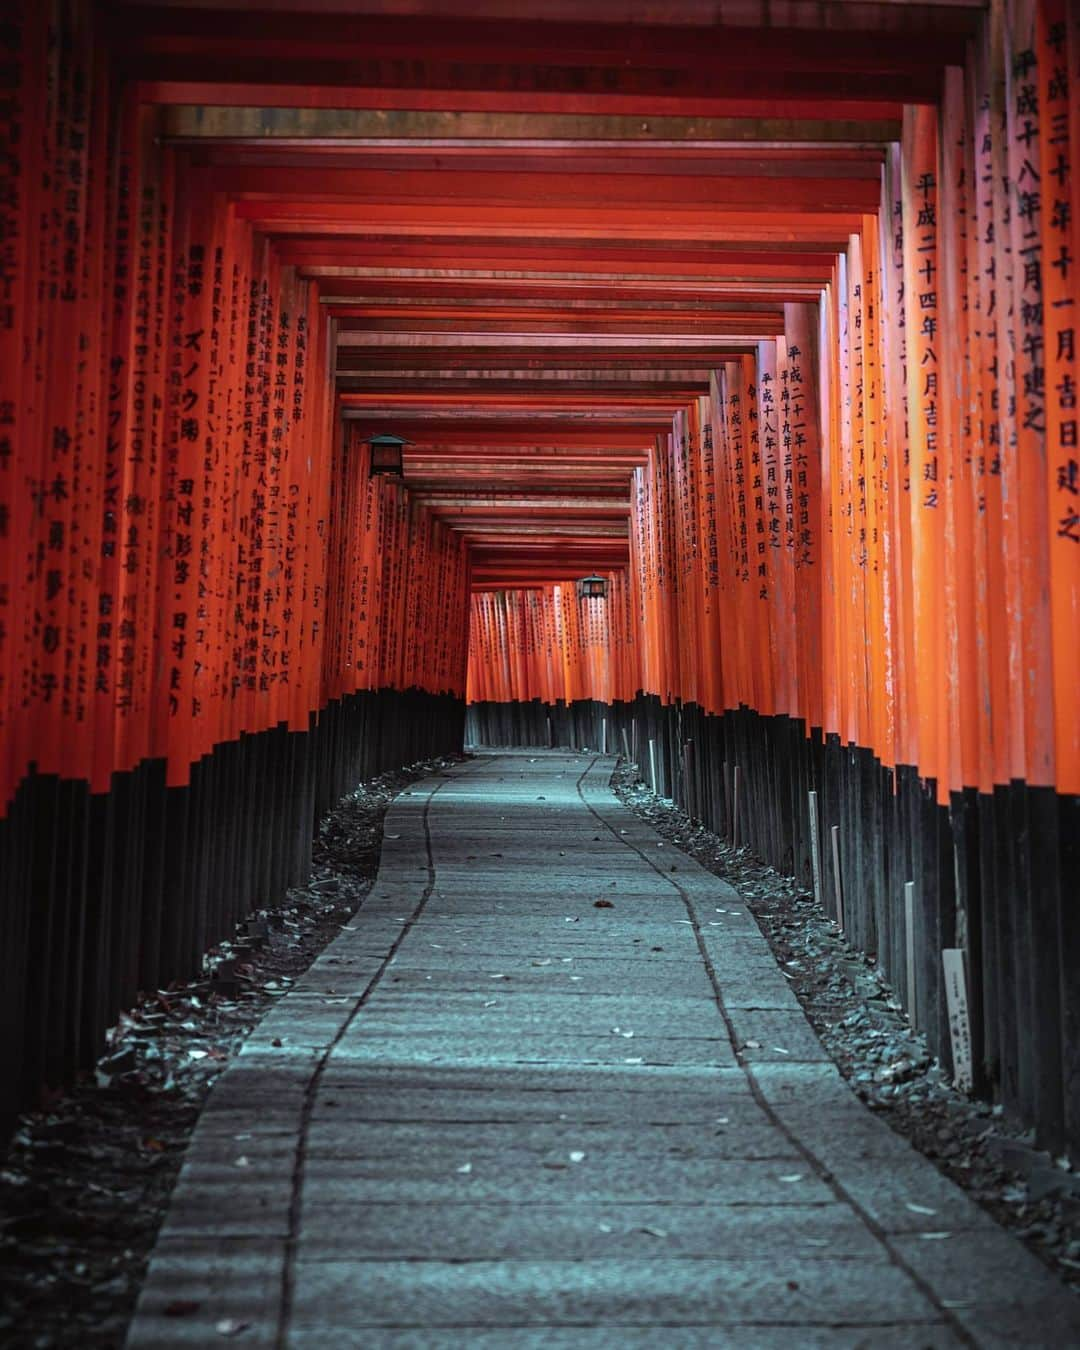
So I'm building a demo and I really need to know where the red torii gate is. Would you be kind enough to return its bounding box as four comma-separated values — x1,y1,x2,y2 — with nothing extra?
0,0,1077,1159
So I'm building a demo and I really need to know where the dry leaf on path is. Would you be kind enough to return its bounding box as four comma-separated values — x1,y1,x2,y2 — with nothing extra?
216,1320,250,1337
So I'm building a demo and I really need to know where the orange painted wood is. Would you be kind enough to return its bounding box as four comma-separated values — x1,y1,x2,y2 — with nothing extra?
1042,0,1079,794
3,0,1078,823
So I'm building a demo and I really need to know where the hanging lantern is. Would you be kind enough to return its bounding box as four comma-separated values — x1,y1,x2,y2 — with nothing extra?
576,573,608,600
365,433,410,475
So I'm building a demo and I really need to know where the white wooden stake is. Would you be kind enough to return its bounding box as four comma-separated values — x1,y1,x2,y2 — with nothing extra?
808,790,823,911
942,949,973,1092
904,880,917,1026
601,716,608,754
830,824,844,931
648,738,658,793
620,727,630,763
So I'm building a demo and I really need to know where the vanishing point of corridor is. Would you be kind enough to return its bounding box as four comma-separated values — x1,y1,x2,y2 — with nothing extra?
126,753,1079,1347
3,0,1080,1342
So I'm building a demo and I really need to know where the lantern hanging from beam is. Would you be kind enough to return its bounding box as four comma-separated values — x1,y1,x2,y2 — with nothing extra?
365,433,411,475
576,574,608,600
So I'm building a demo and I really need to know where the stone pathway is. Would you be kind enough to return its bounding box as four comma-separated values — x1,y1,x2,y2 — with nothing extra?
126,751,1080,1348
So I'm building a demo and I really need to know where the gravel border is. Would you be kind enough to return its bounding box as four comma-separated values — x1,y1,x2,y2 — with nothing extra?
612,761,1080,1299
0,755,464,1350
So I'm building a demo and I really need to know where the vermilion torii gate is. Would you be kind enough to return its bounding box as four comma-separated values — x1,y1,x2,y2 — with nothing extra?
1,0,1077,1154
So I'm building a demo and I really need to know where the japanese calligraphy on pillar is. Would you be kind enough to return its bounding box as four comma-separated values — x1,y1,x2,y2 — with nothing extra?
903,105,944,784
1006,0,1055,788
756,357,778,582
1039,0,1078,792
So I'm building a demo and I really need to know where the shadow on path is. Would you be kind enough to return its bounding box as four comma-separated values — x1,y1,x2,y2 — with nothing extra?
127,752,1080,1348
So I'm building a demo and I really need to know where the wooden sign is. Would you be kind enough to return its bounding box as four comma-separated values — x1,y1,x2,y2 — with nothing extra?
942,948,974,1094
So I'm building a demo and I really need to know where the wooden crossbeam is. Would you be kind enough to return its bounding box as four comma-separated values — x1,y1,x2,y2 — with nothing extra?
106,0,981,583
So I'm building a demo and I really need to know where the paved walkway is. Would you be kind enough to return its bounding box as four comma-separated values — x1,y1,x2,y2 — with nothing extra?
127,751,1080,1348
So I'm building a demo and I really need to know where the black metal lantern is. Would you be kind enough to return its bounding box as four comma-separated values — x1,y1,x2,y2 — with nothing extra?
576,573,608,600
365,433,410,475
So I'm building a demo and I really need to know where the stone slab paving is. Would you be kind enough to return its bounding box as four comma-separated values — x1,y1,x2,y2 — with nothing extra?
126,750,1080,1349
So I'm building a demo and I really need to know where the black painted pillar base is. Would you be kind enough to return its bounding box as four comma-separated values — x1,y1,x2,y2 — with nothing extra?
0,686,465,1134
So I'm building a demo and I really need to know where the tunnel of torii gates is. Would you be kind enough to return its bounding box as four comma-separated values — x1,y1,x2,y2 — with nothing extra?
0,0,1077,1155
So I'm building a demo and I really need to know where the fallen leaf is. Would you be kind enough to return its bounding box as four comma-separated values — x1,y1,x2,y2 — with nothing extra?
164,1299,201,1317
234,1156,251,1168
779,1173,804,1183
919,1232,952,1240
594,899,614,909
216,1320,250,1337
743,1040,761,1050
456,1162,472,1174
640,1225,667,1238
905,1202,937,1215
569,1150,586,1163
